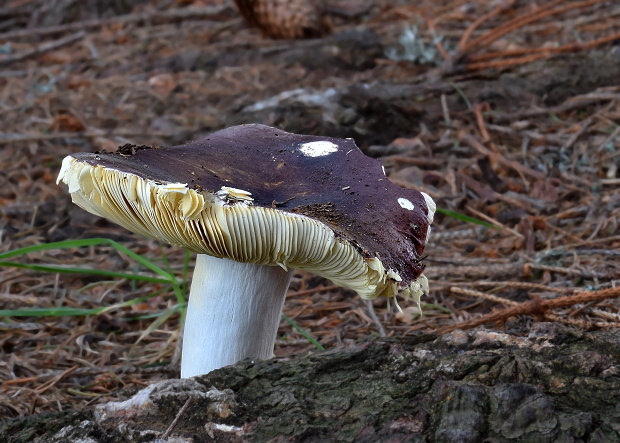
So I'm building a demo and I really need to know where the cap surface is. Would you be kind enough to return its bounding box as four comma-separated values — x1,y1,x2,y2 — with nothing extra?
58,124,435,301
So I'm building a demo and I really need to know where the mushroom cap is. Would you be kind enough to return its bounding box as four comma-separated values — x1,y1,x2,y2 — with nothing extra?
58,124,435,301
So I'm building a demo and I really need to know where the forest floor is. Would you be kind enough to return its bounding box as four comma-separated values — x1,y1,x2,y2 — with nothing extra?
0,0,619,419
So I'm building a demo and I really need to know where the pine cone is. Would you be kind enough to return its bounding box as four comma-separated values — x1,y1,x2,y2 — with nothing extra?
234,0,330,39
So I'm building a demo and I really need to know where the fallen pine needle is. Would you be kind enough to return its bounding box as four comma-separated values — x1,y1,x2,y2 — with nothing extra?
437,286,620,334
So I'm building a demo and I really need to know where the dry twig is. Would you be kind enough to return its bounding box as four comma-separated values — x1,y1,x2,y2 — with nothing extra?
458,131,546,181
437,286,620,334
456,0,517,53
450,287,518,306
0,31,85,67
161,396,193,440
0,6,230,41
492,89,620,124
461,0,604,55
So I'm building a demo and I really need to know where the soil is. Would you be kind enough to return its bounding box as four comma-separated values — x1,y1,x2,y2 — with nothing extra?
0,0,619,440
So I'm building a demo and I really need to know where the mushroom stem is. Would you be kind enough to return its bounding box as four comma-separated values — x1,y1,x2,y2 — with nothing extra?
181,254,293,378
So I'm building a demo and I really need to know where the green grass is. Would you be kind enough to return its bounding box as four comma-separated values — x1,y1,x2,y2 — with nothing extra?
0,238,324,350
281,314,325,351
449,82,473,111
0,238,187,313
0,206,493,350
436,207,498,228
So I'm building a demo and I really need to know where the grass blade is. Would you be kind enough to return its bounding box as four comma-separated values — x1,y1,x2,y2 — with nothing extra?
281,314,325,351
0,238,109,260
0,238,175,281
105,239,174,280
0,307,106,317
0,261,171,284
0,292,167,318
436,207,497,228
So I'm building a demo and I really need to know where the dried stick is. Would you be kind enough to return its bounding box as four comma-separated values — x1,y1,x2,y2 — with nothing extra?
543,313,598,329
161,396,193,439
528,264,611,279
0,130,174,145
461,0,604,54
450,287,518,306
473,102,499,153
464,206,524,240
560,116,594,151
0,5,230,41
465,32,620,71
597,126,620,153
450,281,577,293
33,366,78,395
469,31,620,63
0,31,84,67
468,52,555,71
436,286,620,334
457,0,516,52
426,263,523,279
566,234,620,249
492,90,620,124
458,131,546,181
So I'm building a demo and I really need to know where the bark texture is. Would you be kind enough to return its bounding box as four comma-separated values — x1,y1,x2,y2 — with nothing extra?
1,324,619,442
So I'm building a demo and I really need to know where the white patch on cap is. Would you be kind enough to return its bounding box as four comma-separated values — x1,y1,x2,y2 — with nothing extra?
398,197,414,211
299,141,338,157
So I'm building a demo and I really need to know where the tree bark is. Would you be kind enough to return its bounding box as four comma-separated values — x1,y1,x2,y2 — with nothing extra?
2,324,619,442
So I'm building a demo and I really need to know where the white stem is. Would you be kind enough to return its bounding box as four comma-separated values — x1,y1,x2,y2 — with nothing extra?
181,254,293,378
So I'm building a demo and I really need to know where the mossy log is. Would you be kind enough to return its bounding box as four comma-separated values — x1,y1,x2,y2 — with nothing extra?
2,324,619,442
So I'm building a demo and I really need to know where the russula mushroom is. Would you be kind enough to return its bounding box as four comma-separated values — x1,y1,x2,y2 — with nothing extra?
57,124,435,378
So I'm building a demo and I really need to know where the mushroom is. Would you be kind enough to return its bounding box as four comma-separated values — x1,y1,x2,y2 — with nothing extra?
57,124,435,378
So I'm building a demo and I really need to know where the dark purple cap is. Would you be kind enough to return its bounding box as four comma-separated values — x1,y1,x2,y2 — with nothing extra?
58,124,435,300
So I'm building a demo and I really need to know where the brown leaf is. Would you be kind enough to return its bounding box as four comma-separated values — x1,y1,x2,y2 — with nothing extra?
50,113,85,132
